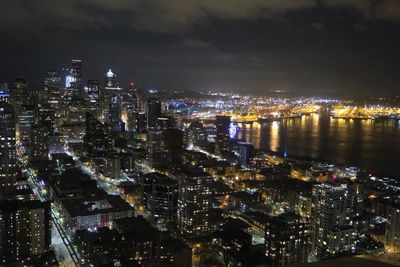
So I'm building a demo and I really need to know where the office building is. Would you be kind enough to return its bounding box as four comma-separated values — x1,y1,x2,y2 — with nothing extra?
177,167,212,238
84,112,112,156
146,97,162,129
87,79,100,116
141,172,178,223
11,77,29,112
0,102,16,184
186,120,207,148
18,104,36,154
237,141,254,167
216,115,231,153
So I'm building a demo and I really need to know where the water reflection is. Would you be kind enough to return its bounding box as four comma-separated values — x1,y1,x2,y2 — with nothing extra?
270,121,279,152
237,113,400,177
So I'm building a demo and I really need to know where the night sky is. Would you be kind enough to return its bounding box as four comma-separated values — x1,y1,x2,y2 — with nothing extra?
1,0,400,94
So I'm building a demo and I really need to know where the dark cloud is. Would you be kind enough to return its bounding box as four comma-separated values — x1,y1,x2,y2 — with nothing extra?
0,0,399,93
2,0,400,34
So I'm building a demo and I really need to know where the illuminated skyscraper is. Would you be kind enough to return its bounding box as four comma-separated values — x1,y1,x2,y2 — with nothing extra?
87,79,100,116
109,94,122,131
385,204,400,253
237,141,254,167
11,77,28,113
216,115,231,153
42,71,61,102
186,121,207,148
265,212,310,266
311,183,356,259
0,103,16,184
0,200,51,264
122,82,140,136
66,59,83,102
30,123,51,161
105,69,117,88
18,105,36,154
177,167,212,238
71,59,82,90
101,69,122,123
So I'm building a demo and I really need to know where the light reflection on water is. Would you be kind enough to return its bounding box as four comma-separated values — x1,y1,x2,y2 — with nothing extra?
237,112,400,177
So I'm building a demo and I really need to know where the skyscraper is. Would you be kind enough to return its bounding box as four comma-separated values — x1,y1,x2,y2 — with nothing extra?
311,183,356,259
66,59,83,101
105,69,117,88
45,71,62,119
265,212,310,266
146,97,161,129
141,172,178,223
30,123,51,161
215,115,231,153
237,141,254,167
87,79,100,116
71,59,82,90
42,71,61,102
177,167,212,238
186,120,207,148
84,112,112,156
385,204,400,253
101,69,122,123
109,94,122,131
18,104,36,155
11,77,28,113
0,200,51,264
0,103,16,184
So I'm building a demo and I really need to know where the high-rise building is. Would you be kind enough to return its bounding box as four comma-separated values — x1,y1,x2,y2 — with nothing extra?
163,129,184,163
84,112,112,156
11,77,29,113
186,120,207,148
45,71,62,119
121,82,140,137
42,71,61,102
216,115,231,153
141,172,178,223
177,167,212,238
105,69,117,88
18,105,36,154
66,59,83,102
385,204,400,253
237,141,254,167
30,123,51,161
265,212,310,266
146,97,161,129
0,103,16,184
147,129,167,165
87,79,100,116
109,94,122,131
311,183,356,259
71,59,82,90
101,69,122,123
0,200,51,264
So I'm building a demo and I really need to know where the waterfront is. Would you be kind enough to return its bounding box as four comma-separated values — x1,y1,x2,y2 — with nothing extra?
237,109,400,177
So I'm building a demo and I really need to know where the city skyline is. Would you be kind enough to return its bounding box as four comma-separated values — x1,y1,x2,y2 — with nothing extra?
2,2,400,267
